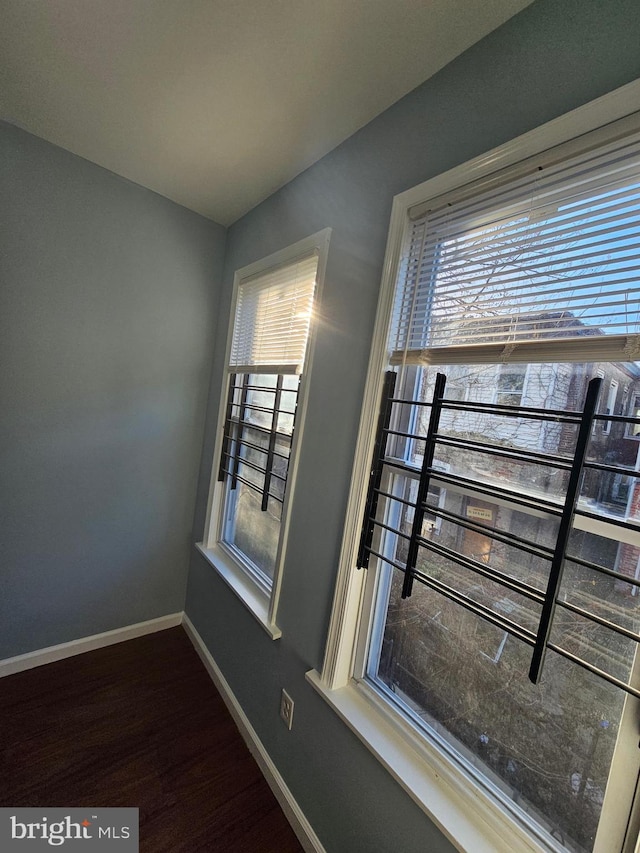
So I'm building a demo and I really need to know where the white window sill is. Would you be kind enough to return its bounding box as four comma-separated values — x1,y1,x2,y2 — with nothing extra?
306,669,553,853
195,542,282,640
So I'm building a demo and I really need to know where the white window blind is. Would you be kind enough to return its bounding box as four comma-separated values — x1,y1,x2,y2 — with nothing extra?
390,130,640,364
229,252,318,374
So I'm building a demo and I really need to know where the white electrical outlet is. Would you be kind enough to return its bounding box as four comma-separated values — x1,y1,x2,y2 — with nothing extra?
280,689,294,730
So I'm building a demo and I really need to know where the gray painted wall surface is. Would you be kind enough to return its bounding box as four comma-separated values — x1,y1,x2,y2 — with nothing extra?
186,1,640,851
0,122,226,658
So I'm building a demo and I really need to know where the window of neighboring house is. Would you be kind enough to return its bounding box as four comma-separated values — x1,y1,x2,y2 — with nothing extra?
602,380,618,435
219,371,300,584
611,472,632,505
199,229,330,636
626,394,640,438
311,87,640,853
402,465,448,538
495,363,528,406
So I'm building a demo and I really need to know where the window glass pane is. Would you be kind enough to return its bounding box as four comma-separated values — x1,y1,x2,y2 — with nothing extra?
224,482,281,580
371,570,627,853
221,372,299,583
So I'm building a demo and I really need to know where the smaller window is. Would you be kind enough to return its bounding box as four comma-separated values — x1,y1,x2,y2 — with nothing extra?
219,252,318,591
199,229,330,634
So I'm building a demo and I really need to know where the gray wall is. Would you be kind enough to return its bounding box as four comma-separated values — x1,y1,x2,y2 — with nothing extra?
0,123,226,658
185,1,640,851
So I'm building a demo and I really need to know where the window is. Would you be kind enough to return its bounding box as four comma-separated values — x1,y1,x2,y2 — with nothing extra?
199,229,330,636
496,363,527,407
626,394,640,438
311,84,640,853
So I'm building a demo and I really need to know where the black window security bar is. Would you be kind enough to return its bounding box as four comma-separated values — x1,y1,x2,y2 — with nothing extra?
358,370,640,699
218,373,299,510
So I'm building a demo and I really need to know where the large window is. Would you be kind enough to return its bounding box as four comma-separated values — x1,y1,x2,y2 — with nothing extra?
199,230,330,636
363,360,640,853
312,86,640,853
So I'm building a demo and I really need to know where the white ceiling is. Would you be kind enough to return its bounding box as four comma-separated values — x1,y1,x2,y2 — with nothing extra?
0,0,532,225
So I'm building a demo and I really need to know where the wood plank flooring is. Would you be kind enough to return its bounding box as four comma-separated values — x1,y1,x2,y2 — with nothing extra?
0,627,304,853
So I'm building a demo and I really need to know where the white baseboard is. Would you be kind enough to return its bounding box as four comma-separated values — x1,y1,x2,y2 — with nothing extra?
0,612,183,678
182,614,326,853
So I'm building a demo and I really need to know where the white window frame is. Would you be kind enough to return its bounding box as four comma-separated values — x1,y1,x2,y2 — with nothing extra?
308,80,640,853
198,228,331,639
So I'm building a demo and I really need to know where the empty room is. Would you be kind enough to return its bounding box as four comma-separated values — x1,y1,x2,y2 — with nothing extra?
2,2,640,851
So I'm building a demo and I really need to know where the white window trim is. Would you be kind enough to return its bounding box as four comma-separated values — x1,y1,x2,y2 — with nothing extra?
309,79,640,853
198,228,331,639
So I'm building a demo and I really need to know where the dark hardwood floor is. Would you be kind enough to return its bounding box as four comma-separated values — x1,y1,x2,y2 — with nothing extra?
0,627,304,852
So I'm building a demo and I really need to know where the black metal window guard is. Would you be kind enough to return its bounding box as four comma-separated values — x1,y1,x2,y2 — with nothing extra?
218,373,299,511
358,370,640,699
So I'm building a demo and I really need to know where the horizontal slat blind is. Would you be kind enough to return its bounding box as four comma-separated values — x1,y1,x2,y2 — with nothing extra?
230,253,318,373
390,131,640,357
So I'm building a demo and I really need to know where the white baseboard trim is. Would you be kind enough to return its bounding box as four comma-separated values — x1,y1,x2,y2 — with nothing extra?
0,612,184,678
182,614,326,853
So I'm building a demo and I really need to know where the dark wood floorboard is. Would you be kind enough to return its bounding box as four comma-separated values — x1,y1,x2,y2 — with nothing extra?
0,627,304,853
